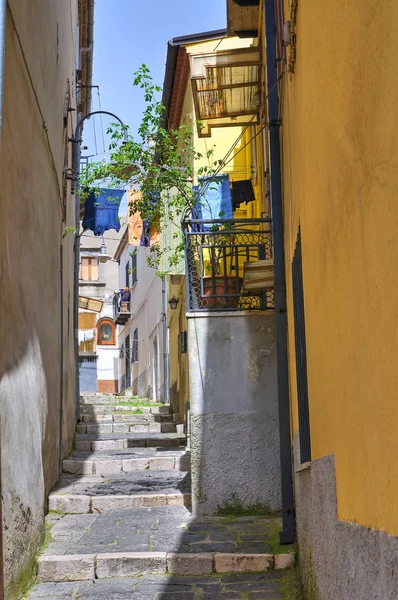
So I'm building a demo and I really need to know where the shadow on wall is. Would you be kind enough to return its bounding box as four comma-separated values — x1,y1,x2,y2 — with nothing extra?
0,267,66,596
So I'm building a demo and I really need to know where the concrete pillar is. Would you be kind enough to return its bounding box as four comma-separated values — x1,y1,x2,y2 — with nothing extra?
188,312,281,516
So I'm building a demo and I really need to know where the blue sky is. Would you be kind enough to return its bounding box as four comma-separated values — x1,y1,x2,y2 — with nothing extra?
82,0,226,157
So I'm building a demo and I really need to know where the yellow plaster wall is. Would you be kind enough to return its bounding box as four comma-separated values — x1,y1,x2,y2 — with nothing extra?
277,0,398,534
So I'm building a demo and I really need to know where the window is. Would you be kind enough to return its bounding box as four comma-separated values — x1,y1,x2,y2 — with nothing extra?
80,257,99,281
97,319,116,345
132,328,139,362
125,259,130,288
292,227,312,464
131,251,138,286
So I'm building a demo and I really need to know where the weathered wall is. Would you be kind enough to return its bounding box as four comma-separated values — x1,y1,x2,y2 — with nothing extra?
293,442,398,600
261,0,398,596
0,1,78,596
280,0,398,535
188,313,281,516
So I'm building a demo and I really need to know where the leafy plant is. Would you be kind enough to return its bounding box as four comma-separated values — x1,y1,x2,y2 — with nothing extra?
79,65,224,275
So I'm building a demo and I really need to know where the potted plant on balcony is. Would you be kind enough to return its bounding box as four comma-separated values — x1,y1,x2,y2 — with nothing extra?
199,222,243,309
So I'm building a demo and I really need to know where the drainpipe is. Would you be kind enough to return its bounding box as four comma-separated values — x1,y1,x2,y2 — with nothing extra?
59,245,64,477
80,0,94,114
162,279,169,404
0,2,6,596
264,0,295,544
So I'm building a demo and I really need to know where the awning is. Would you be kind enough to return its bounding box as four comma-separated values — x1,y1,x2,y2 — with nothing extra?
78,296,104,313
190,46,261,137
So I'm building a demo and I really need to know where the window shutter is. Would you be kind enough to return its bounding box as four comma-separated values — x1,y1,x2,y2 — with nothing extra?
81,257,89,280
90,258,99,281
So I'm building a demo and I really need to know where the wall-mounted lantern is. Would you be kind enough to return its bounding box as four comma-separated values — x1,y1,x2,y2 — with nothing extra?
168,296,180,310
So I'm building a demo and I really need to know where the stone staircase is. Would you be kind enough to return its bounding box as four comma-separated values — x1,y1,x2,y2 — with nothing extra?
27,394,297,599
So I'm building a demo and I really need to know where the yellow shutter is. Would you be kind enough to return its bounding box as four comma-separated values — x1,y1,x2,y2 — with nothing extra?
79,312,96,330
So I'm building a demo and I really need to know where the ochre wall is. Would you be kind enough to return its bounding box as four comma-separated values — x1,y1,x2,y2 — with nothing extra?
0,1,78,596
278,0,398,535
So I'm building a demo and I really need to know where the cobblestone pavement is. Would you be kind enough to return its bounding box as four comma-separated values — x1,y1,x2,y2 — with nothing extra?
29,571,296,599
43,509,281,556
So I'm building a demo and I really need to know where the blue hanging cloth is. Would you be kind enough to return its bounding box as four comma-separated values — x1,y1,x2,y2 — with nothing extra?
82,188,125,236
191,174,232,231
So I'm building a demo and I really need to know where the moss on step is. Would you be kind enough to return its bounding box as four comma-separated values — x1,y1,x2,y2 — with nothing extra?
266,518,295,555
16,522,54,600
112,400,163,407
215,495,278,517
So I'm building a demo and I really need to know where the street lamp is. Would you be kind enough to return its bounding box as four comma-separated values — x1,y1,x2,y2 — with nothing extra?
69,110,127,421
168,296,180,310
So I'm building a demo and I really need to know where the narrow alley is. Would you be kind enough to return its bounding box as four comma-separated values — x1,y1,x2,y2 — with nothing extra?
0,0,397,599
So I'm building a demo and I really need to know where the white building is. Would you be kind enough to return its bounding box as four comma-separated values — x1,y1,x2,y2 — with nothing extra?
114,224,166,400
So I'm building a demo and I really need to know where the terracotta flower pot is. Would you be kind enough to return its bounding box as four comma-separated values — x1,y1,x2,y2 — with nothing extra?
201,275,243,309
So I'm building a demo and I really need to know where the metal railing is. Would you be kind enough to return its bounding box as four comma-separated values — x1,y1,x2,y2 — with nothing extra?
113,293,131,325
183,218,274,312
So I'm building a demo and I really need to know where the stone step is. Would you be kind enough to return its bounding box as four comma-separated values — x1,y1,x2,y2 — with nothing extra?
76,433,186,452
81,412,172,423
80,396,160,405
49,471,191,513
81,404,170,415
38,508,295,584
77,422,177,434
63,448,191,475
31,570,297,599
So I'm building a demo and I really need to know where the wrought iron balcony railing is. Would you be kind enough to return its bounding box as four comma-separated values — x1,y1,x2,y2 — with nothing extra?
183,218,274,312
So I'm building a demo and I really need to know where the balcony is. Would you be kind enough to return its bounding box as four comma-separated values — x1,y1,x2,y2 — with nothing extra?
183,218,274,312
113,293,131,325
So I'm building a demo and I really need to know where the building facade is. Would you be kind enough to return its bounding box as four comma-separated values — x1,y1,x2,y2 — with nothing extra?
114,200,165,400
78,220,125,394
229,0,398,597
0,0,93,597
160,30,281,516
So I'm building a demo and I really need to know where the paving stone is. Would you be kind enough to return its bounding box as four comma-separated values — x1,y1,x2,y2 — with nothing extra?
122,457,150,471
30,571,294,598
62,460,94,475
148,456,176,470
167,553,213,575
94,459,123,474
113,423,130,433
214,553,273,573
96,552,167,578
161,423,177,433
48,494,91,514
38,554,95,582
274,553,295,570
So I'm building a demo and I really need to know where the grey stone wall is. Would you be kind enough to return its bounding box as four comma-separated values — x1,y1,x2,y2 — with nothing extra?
188,313,281,516
293,441,398,600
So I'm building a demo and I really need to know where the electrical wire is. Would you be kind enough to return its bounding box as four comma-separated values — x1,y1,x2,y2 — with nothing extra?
92,111,98,155
97,88,106,153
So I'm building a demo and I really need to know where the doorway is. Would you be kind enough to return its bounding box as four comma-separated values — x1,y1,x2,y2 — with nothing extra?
152,336,159,401
125,334,131,390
